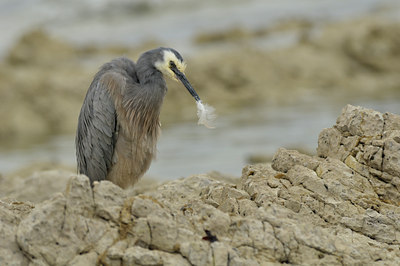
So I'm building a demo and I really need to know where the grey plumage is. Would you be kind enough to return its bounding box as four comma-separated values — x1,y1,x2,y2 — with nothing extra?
76,47,200,188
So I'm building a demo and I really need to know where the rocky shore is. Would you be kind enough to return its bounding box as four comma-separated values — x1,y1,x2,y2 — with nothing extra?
1,104,399,265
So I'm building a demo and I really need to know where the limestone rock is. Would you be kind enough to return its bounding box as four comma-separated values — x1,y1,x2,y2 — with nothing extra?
335,104,384,137
383,137,400,177
0,200,33,266
16,176,112,265
1,105,400,265
123,246,162,266
272,148,322,172
93,180,127,223
318,105,400,205
67,252,98,266
0,169,72,203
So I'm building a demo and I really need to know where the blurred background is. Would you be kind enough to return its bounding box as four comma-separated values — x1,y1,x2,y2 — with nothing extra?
0,0,399,182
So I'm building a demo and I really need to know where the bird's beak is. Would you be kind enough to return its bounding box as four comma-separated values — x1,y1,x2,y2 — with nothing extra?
171,66,201,102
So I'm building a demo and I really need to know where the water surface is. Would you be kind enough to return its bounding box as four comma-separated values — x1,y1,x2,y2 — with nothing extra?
1,98,397,180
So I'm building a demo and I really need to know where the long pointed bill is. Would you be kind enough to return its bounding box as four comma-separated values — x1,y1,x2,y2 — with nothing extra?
171,66,216,128
171,67,201,102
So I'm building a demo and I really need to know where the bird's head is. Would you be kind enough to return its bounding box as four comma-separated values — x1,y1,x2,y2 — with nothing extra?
154,47,200,101
154,48,186,82
140,47,215,128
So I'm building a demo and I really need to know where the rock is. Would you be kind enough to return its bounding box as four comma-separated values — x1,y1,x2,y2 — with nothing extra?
335,104,384,137
287,165,329,197
384,112,400,131
317,127,360,161
362,144,383,170
317,127,342,159
131,195,163,218
383,137,400,177
123,246,162,266
16,176,113,265
67,252,98,266
180,241,213,265
1,104,400,265
319,105,400,205
93,180,127,223
0,168,73,203
272,148,322,172
0,200,33,266
147,209,179,252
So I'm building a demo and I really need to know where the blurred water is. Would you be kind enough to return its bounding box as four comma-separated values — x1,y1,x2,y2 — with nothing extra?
0,98,397,179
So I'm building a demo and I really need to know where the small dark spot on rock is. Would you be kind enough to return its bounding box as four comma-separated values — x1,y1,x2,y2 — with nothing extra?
202,230,218,242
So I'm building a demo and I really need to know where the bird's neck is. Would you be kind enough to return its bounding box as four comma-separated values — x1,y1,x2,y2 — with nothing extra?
137,62,165,86
139,71,167,108
120,64,166,142
135,64,167,110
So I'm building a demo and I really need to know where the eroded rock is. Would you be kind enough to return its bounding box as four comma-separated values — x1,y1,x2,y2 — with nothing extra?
0,200,33,266
1,105,400,265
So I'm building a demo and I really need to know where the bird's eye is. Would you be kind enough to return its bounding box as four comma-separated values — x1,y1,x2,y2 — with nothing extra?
169,61,176,68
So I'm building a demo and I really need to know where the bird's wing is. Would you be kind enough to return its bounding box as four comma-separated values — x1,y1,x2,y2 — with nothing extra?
76,71,126,183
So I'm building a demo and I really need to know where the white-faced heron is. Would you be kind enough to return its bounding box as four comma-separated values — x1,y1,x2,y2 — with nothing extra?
76,47,214,188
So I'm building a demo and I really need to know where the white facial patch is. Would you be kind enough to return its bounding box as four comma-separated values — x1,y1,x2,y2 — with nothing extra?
155,50,186,81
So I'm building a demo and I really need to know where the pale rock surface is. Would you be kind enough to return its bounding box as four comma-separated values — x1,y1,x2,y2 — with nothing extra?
0,169,73,203
0,199,33,266
1,105,400,265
